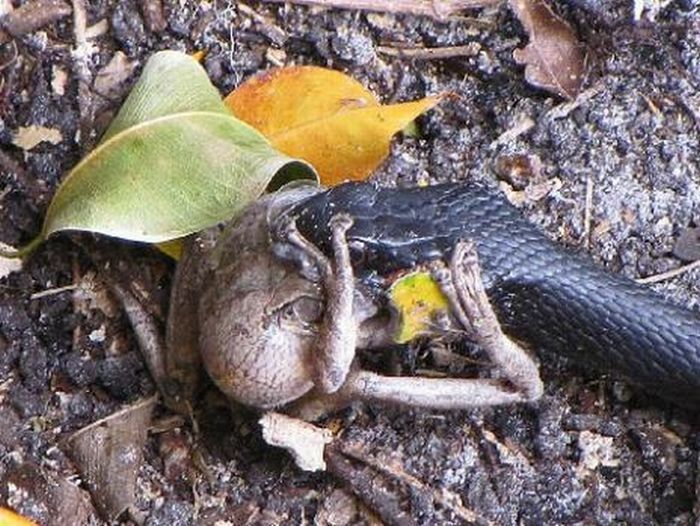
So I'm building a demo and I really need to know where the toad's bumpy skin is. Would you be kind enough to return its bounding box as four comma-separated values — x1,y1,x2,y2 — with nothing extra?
288,182,700,408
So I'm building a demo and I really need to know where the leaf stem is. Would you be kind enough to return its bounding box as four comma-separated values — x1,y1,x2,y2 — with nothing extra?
0,235,44,259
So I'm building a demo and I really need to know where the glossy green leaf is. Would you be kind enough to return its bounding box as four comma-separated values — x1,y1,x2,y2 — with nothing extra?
44,111,313,243
0,50,316,257
101,50,229,142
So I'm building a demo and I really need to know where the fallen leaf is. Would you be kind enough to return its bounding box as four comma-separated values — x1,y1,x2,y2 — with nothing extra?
66,396,157,521
1,51,316,258
12,125,63,150
508,0,585,100
260,411,333,471
389,271,449,344
1,464,96,525
225,66,440,184
0,508,38,526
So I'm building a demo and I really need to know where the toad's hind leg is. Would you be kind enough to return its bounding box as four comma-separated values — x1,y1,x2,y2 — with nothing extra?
434,240,543,401
292,240,543,417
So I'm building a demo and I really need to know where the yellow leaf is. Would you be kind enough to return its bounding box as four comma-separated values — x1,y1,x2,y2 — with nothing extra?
156,239,183,260
389,271,449,344
225,66,440,185
0,507,38,526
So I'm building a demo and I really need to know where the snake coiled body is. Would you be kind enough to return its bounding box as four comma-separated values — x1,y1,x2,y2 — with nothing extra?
287,182,700,407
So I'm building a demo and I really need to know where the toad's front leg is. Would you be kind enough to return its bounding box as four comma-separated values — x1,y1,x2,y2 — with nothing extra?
282,214,357,393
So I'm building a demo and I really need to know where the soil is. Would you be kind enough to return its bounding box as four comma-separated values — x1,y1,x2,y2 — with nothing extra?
2,0,700,525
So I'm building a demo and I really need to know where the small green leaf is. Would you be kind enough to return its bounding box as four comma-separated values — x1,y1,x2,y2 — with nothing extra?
44,111,313,243
0,50,317,258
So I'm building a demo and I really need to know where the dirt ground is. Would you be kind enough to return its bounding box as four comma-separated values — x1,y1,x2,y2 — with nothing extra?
1,0,700,524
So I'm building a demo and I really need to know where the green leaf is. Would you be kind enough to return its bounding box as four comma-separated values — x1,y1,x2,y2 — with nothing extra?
44,111,313,242
0,50,316,257
101,50,230,142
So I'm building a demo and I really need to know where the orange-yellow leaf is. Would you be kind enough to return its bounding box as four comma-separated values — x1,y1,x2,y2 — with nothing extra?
225,66,378,136
225,66,440,185
0,508,38,526
190,50,206,63
389,271,449,344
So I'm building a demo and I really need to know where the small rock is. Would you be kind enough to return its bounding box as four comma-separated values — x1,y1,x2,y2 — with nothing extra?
331,29,376,66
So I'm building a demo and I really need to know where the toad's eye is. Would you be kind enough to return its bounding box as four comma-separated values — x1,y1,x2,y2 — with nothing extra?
281,296,324,324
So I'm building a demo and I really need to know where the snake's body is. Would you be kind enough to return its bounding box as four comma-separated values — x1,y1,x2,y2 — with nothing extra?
280,182,700,407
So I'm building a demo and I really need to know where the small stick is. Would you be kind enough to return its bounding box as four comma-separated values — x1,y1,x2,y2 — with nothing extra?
489,115,535,149
30,284,78,300
325,446,417,526
636,259,700,285
71,0,95,151
378,44,480,60
259,0,498,20
341,443,494,525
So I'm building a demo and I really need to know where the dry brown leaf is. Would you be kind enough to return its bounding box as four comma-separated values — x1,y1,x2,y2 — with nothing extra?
508,0,585,100
66,396,157,521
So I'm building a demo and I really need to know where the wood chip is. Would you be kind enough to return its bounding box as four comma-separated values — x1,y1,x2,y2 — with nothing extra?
12,125,63,150
139,0,166,33
93,51,137,99
0,0,71,44
260,412,333,471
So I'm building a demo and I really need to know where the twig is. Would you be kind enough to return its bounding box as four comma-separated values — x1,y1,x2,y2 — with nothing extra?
238,3,287,46
258,0,498,20
325,447,417,526
340,443,494,526
71,0,95,151
636,259,700,285
544,83,603,121
489,115,535,149
30,284,77,300
582,174,593,249
378,43,480,60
